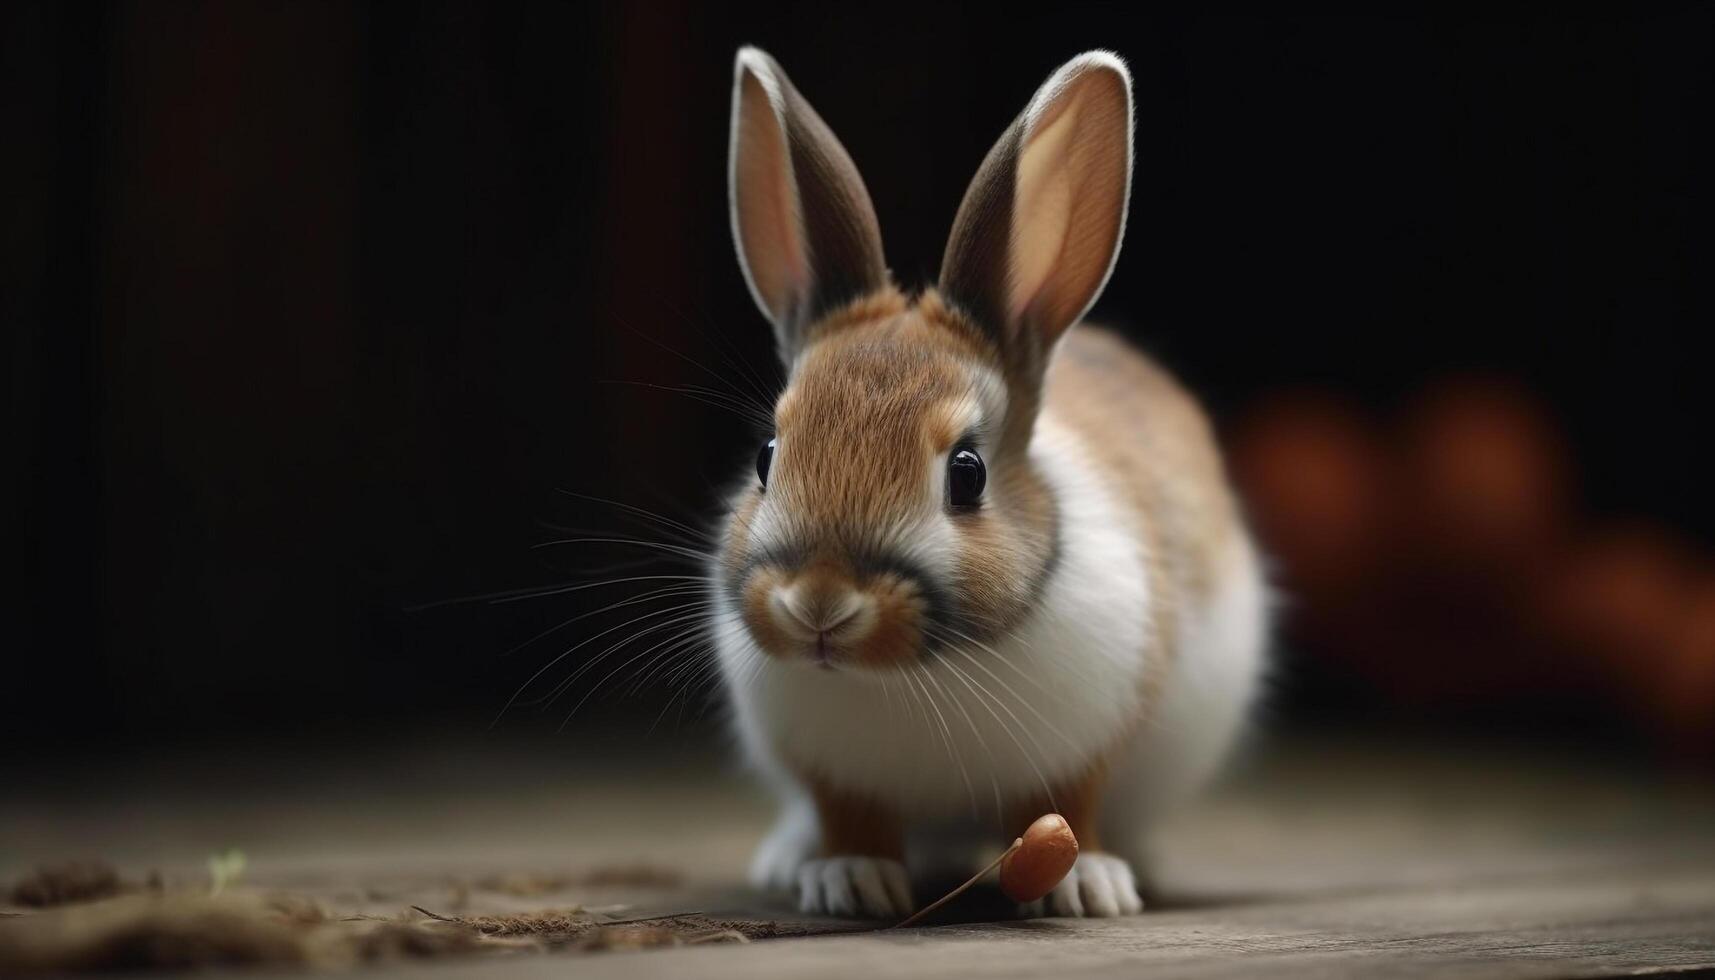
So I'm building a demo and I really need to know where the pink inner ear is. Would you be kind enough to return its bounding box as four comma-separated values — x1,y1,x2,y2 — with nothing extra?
1008,100,1083,326
1004,64,1131,344
733,68,808,323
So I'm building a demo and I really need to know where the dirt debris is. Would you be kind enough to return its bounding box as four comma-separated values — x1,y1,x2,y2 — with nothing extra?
406,905,752,944
0,893,319,974
415,905,592,936
9,862,124,908
1,881,779,974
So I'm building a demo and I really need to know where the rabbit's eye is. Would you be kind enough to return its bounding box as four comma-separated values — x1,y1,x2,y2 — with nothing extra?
947,447,986,507
756,437,776,489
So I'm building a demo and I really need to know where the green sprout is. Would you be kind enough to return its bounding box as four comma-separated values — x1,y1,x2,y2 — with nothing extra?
208,848,248,895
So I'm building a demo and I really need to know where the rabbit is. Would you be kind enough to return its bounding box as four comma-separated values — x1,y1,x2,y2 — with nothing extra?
710,46,1268,919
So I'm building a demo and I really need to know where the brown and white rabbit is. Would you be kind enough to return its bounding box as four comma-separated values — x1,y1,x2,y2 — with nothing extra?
712,47,1268,918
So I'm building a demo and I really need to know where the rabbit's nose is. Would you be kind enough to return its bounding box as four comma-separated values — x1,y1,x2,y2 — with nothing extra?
771,581,864,635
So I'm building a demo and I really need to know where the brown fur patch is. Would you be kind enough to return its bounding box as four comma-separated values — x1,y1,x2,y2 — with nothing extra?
802,287,910,345
917,290,1045,453
772,317,971,531
949,459,1058,636
849,572,925,667
807,778,906,860
739,566,798,658
915,289,1004,366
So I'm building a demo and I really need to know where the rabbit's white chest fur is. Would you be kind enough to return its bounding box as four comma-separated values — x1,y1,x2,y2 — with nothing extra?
714,414,1257,821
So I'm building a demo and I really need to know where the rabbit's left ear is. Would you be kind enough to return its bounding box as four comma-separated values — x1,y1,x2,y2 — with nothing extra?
939,52,1133,373
729,47,888,363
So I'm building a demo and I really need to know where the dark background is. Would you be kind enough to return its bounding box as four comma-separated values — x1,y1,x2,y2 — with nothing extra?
6,2,1712,759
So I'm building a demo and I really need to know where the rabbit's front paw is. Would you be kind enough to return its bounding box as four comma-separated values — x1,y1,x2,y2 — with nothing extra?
1017,851,1143,918
797,856,913,918
749,800,819,892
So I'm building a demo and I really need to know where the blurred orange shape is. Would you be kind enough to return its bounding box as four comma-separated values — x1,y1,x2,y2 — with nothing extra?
1405,378,1570,570
1230,394,1385,595
1660,581,1715,751
1547,526,1693,664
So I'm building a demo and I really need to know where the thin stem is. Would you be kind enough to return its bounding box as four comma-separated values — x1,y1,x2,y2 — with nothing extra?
891,838,1022,930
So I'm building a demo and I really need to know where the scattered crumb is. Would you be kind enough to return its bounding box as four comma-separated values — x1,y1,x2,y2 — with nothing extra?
9,862,123,908
402,908,771,947
692,915,826,941
441,908,593,937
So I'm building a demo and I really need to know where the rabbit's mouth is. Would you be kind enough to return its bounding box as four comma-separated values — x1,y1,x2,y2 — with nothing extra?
810,632,837,668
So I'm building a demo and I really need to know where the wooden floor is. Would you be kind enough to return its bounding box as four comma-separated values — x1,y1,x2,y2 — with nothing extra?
5,733,1715,978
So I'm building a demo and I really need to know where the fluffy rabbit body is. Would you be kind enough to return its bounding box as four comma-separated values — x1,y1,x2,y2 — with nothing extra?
712,47,1267,919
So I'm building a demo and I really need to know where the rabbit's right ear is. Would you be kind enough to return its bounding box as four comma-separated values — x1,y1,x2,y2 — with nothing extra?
729,47,888,364
938,52,1134,380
